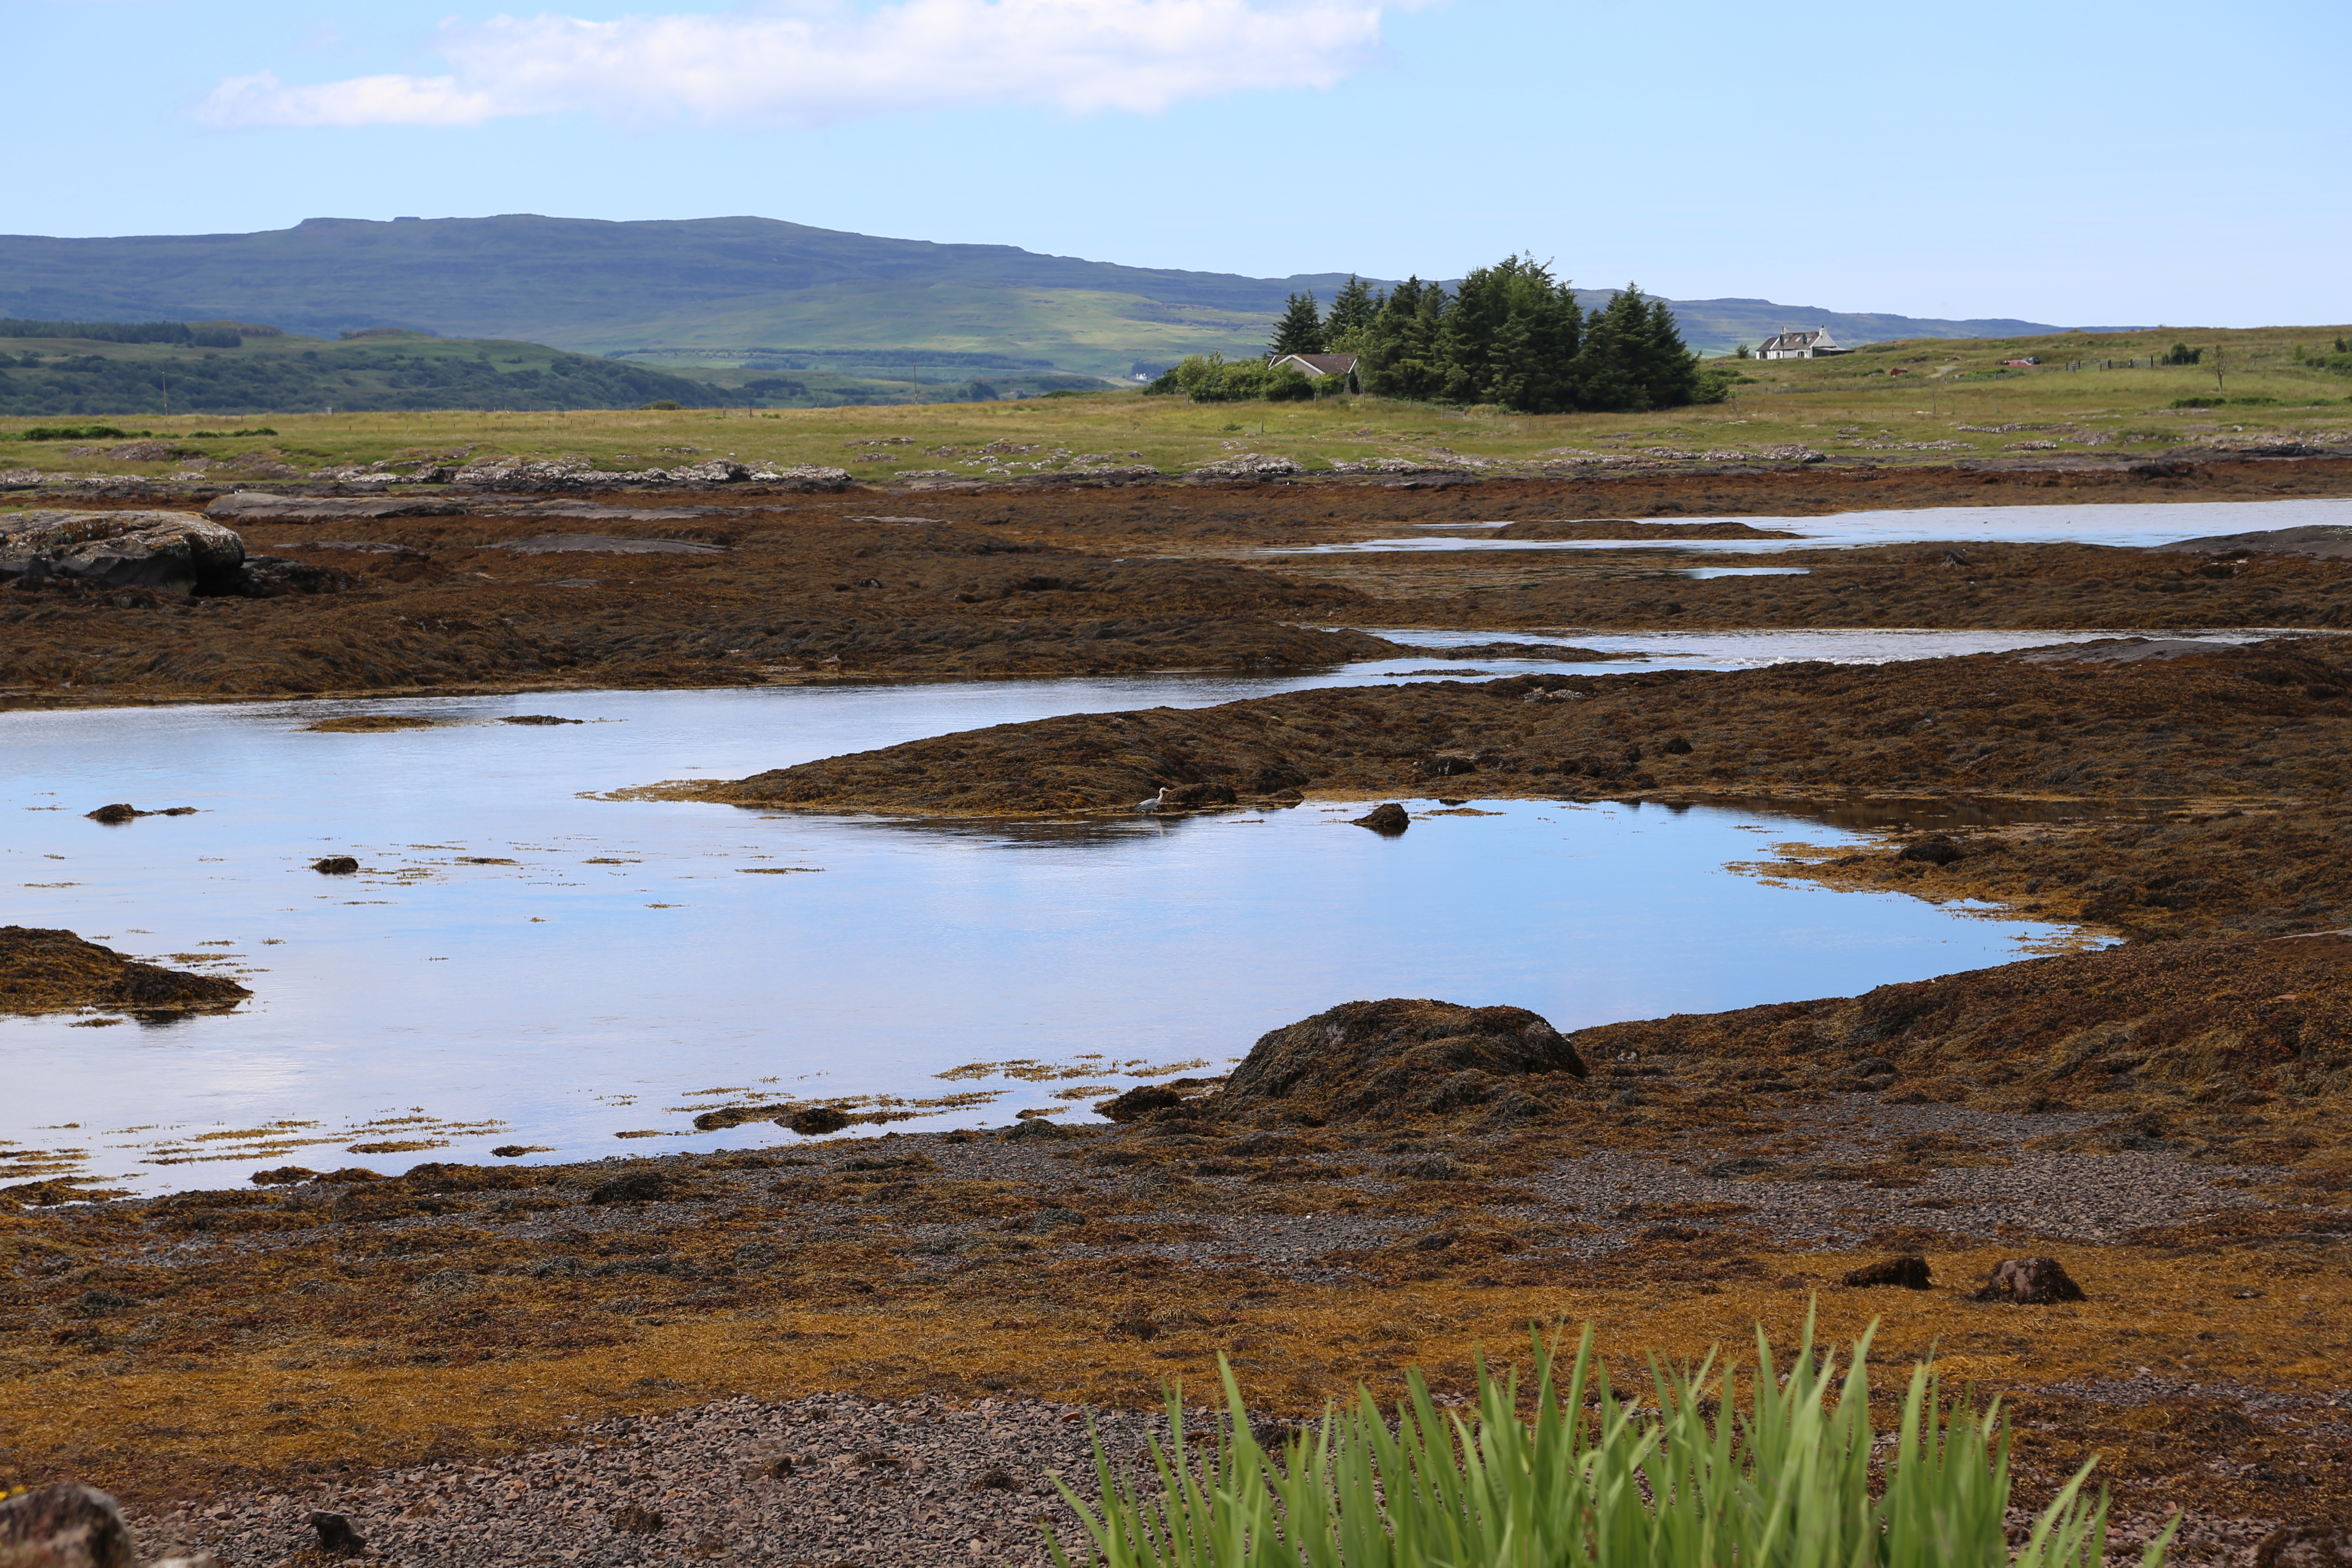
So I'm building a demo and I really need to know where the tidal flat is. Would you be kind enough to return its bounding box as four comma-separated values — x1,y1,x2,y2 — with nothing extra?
5,463,2351,1566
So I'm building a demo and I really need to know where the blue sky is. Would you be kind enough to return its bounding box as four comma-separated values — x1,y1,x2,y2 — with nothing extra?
13,0,2349,326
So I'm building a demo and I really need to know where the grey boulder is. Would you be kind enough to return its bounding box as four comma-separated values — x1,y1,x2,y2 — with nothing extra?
0,510,244,590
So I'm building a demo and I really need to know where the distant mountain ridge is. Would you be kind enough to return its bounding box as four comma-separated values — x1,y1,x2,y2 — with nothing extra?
0,214,2062,374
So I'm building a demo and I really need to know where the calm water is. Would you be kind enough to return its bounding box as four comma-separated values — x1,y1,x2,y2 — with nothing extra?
1264,496,2352,554
5,672,2092,1193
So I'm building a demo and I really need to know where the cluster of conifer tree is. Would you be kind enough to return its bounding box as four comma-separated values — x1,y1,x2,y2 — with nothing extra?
1256,258,1727,413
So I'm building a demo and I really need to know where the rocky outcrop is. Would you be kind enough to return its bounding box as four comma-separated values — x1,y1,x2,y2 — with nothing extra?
1187,454,1304,481
1212,998,1586,1123
205,492,463,522
444,457,851,492
0,510,243,590
0,926,251,1016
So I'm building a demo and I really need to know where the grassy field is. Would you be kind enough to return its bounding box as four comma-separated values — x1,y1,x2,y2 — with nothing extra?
3,323,2344,484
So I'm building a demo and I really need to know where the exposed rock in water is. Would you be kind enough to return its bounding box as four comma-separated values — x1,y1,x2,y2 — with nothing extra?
787,1106,853,1136
1212,998,1586,1123
1096,1084,1184,1122
0,926,251,1016
1352,803,1410,834
0,510,244,591
1972,1256,2088,1304
502,714,583,725
311,856,360,873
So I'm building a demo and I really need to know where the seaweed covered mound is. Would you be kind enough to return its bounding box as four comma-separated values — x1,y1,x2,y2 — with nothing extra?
0,925,251,1014
1564,928,2352,1131
1217,998,1586,1122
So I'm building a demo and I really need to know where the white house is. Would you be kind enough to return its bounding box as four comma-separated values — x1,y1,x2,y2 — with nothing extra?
1268,352,1360,380
1756,328,1848,361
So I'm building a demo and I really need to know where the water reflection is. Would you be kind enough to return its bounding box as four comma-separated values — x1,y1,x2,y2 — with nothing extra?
4,690,2090,1192
1265,496,2352,555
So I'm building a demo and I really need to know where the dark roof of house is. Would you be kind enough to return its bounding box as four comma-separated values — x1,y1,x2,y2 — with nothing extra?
1759,329,1830,350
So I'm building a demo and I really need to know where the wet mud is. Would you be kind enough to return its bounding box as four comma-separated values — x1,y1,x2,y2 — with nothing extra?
5,460,2351,709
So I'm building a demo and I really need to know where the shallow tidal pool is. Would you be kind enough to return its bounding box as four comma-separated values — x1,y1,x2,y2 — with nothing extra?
4,677,2095,1192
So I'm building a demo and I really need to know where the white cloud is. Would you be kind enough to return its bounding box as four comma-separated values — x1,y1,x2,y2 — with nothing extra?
194,0,1388,130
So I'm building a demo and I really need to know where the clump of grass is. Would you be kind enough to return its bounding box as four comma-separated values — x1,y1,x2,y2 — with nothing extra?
1050,1316,2172,1568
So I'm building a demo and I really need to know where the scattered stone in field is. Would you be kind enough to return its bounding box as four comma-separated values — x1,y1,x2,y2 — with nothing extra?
309,1511,364,1555
1843,1255,1933,1289
1352,802,1410,834
1972,1256,2087,1304
311,856,360,874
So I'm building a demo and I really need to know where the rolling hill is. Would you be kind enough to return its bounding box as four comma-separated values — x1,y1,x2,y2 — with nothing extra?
0,214,2063,375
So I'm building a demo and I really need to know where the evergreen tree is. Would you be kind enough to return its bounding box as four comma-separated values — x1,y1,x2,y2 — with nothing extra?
1323,276,1380,350
1268,292,1326,357
1571,284,1698,412
1359,278,1451,401
1433,254,1583,411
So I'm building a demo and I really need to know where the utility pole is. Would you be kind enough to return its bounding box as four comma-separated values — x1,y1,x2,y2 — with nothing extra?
2214,345,2225,395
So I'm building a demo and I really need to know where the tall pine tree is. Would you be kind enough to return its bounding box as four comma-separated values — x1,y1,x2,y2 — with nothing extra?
1323,275,1380,349
1268,292,1326,357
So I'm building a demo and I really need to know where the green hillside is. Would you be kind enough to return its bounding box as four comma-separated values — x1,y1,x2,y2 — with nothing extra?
0,215,2062,376
0,327,734,417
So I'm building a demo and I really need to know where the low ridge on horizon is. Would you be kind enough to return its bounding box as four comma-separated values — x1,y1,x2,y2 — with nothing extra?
0,212,2074,376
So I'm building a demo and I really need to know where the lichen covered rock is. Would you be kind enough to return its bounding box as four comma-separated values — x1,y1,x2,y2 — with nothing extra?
0,509,244,590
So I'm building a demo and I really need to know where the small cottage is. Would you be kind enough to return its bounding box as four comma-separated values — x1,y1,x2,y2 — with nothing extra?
1756,328,1847,361
1268,352,1360,380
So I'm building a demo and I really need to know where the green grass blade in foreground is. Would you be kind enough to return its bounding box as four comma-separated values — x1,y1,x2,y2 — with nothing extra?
1046,1318,2171,1568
